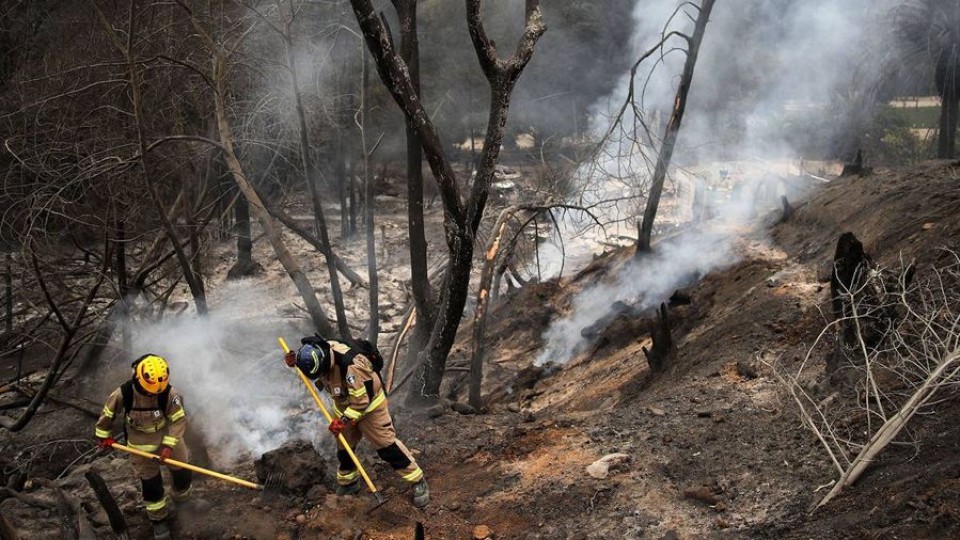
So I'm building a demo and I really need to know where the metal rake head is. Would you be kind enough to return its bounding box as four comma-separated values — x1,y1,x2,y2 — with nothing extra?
261,471,285,493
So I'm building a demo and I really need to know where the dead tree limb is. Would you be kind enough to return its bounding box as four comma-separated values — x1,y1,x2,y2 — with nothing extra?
817,349,960,509
0,243,109,431
386,305,416,393
469,207,517,410
84,472,128,539
636,0,715,254
260,195,366,287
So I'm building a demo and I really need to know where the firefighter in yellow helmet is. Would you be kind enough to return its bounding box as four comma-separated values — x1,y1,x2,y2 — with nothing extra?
94,354,191,539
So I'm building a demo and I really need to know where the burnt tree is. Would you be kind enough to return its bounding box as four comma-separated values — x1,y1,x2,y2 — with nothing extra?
642,302,674,373
392,0,436,368
349,0,545,402
828,232,915,377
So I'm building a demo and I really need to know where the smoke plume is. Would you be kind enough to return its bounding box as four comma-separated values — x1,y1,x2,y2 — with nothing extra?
537,0,899,365
128,281,325,465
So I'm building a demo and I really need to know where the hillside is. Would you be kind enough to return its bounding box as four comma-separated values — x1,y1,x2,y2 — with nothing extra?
3,161,960,539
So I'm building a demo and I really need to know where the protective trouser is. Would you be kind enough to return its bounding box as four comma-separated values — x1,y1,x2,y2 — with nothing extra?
335,405,424,487
130,443,192,521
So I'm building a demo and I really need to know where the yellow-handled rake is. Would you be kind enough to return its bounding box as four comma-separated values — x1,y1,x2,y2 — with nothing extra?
110,442,283,492
278,337,386,508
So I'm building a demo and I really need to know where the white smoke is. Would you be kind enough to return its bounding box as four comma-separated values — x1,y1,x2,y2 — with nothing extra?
127,281,325,465
535,168,775,366
535,0,898,365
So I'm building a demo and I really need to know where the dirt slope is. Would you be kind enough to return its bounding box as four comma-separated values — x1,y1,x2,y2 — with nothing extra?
3,161,960,539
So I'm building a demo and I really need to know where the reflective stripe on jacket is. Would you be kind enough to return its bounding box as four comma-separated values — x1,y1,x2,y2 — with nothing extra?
94,386,188,449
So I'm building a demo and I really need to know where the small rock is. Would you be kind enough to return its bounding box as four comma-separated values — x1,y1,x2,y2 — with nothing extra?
649,406,666,416
506,403,521,413
683,485,719,505
922,222,935,231
305,484,328,501
426,404,446,419
452,402,478,415
89,509,109,527
736,361,758,379
473,524,492,539
586,453,631,479
295,514,307,525
765,277,779,288
448,501,462,511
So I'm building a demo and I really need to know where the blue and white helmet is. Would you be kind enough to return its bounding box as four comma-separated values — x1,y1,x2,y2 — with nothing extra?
296,344,327,379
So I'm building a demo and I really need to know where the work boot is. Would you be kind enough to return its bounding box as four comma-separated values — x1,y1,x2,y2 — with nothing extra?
336,481,362,496
411,479,430,508
152,519,172,540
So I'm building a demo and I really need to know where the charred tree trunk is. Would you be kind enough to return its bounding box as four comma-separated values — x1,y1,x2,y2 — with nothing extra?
828,232,871,376
4,253,12,336
284,29,351,339
636,0,715,254
349,0,543,402
938,89,958,159
84,472,128,539
348,160,358,238
186,177,204,286
359,45,380,345
469,208,516,409
114,216,130,353
392,0,436,366
641,303,673,373
337,132,350,240
227,188,260,279
779,196,794,223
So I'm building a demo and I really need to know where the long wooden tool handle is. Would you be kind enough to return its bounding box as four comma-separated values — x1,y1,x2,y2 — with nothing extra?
278,337,379,495
111,442,262,490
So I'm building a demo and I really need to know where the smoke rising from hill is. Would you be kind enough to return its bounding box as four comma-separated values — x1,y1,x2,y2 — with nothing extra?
536,0,899,366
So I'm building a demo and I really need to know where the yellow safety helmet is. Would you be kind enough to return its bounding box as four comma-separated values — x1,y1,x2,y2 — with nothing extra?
134,354,169,395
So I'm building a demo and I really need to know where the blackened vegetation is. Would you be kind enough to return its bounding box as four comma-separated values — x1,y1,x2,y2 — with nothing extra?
827,232,915,381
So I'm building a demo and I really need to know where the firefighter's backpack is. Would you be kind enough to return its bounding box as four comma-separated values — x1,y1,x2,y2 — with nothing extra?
336,338,386,393
120,379,171,418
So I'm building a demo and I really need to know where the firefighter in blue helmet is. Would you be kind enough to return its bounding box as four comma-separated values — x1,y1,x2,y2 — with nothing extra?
284,335,430,507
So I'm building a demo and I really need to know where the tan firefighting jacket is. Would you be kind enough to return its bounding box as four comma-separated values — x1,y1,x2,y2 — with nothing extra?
316,341,386,423
95,385,188,453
